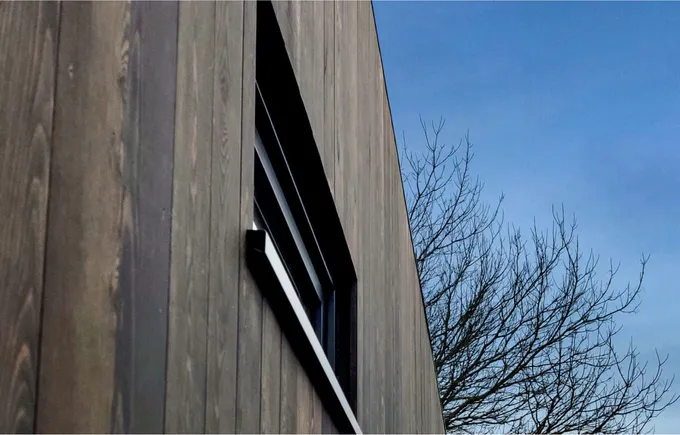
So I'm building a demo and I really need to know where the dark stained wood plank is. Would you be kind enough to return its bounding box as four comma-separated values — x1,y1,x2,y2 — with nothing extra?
369,20,389,432
260,301,281,434
311,387,323,434
384,99,399,435
119,3,178,432
235,1,262,432
430,363,443,434
413,248,425,434
405,224,418,433
0,1,58,432
279,333,298,434
296,366,313,434
364,6,392,429
332,2,361,426
383,93,413,433
394,149,409,433
36,2,128,432
386,135,403,433
403,239,417,433
419,289,432,433
333,0,359,260
425,305,432,432
408,268,419,433
165,2,215,432
374,11,388,433
415,271,424,433
234,259,262,435
382,58,423,431
356,1,378,431
322,405,339,434
322,0,336,192
37,2,179,432
204,1,244,433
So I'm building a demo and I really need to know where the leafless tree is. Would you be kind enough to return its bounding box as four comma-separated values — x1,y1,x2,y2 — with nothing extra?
401,118,677,434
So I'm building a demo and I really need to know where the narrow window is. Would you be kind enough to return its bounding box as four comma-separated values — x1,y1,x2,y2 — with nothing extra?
245,2,359,433
252,122,334,359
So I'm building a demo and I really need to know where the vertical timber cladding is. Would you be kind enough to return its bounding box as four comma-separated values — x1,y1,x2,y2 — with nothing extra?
0,2,58,432
0,0,445,433
37,2,178,433
274,0,445,433
235,1,262,433
164,1,214,432
169,0,334,433
268,2,331,434
164,0,255,433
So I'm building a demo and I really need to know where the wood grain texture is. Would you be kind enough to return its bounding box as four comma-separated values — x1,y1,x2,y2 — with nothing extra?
36,2,179,432
385,94,414,433
415,275,424,433
356,1,376,431
332,4,361,427
279,333,298,434
2,0,444,433
235,2,261,432
369,5,387,429
311,387,323,434
296,365,313,434
117,3,178,432
383,88,399,434
260,302,281,434
389,135,403,433
322,0,336,193
37,2,129,432
165,2,215,432
291,365,322,434
331,0,443,432
204,1,245,433
322,405,339,434
0,1,58,432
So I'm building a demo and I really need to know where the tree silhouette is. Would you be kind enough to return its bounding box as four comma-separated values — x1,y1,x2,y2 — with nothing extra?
402,118,677,433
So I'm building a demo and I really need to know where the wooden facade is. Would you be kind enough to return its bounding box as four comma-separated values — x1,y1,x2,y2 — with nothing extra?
0,1,444,433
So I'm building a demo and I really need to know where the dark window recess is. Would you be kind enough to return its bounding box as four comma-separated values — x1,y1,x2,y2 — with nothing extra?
253,127,333,354
245,1,359,433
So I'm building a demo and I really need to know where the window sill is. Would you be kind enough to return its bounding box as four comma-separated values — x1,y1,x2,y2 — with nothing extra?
246,229,362,434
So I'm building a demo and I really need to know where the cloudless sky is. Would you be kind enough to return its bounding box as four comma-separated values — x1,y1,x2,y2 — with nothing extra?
374,2,680,431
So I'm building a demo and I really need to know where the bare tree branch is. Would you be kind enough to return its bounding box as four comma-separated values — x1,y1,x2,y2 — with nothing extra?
402,119,678,434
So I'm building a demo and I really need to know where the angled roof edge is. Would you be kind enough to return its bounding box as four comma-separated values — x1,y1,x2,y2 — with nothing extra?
369,0,446,428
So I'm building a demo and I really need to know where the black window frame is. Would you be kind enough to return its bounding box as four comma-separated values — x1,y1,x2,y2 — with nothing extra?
245,2,359,433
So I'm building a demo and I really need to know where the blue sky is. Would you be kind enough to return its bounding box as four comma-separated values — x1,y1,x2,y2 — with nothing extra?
374,2,680,431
